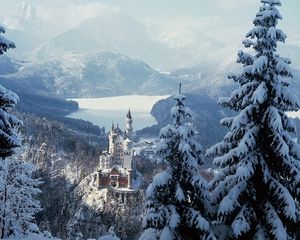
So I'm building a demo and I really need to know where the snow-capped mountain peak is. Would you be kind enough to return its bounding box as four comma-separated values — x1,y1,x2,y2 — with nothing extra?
3,1,37,30
17,1,37,21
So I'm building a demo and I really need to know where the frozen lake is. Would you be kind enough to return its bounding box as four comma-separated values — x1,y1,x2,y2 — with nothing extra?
67,95,169,131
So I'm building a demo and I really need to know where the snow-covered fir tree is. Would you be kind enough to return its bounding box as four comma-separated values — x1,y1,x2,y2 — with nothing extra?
98,227,120,240
140,88,214,240
0,25,21,159
0,25,15,55
0,27,43,238
206,0,300,239
0,155,42,239
75,231,83,240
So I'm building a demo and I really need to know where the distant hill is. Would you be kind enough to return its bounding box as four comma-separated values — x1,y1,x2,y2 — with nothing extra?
1,52,180,98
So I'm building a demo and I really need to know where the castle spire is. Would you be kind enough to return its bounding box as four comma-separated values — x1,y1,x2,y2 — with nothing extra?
126,109,133,139
126,109,132,119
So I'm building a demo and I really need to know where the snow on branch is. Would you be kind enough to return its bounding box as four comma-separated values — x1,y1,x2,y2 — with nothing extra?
251,81,267,104
261,0,281,6
266,106,283,133
252,56,268,75
218,181,246,216
269,177,296,221
264,203,287,239
231,205,253,238
146,171,172,198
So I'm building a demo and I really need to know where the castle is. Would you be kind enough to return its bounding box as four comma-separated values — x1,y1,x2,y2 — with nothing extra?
96,110,137,189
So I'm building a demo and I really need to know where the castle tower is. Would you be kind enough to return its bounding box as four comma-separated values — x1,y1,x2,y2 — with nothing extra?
124,138,132,151
108,123,116,155
123,138,133,170
125,110,133,139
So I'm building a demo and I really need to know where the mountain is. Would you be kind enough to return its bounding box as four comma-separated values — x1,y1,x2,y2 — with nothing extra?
152,23,225,69
168,46,241,97
3,43,299,101
2,4,300,73
3,2,38,30
33,12,174,70
2,3,226,71
169,44,300,98
2,2,50,56
32,11,227,71
3,48,299,101
1,52,179,98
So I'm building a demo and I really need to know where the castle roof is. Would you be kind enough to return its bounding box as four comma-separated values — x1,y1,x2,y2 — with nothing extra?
126,109,132,119
112,125,126,137
124,138,132,143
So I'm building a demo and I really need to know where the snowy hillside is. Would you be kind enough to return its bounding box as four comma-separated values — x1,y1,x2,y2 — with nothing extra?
5,233,60,240
2,2,48,55
170,44,300,98
2,49,299,101
1,52,179,98
151,22,225,68
0,55,23,74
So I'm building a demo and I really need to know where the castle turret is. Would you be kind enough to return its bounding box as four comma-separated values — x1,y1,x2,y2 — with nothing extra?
108,123,116,155
123,138,133,170
125,110,133,139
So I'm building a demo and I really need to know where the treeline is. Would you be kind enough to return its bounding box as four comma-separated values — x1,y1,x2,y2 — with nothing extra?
18,111,106,178
16,111,107,237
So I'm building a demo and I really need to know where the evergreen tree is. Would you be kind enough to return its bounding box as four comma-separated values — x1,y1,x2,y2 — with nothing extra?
0,25,21,159
0,155,42,238
98,227,120,240
75,231,84,240
140,88,214,240
0,25,15,55
206,0,300,239
0,24,42,239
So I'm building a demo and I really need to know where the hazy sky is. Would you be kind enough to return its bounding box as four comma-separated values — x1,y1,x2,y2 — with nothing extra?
1,0,299,19
1,0,299,45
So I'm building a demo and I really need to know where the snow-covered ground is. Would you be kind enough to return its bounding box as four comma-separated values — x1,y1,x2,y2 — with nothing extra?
5,233,61,240
67,95,169,131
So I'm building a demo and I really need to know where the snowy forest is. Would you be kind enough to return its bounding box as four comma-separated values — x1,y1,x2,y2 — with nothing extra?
1,0,300,239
